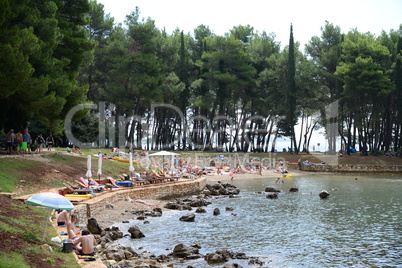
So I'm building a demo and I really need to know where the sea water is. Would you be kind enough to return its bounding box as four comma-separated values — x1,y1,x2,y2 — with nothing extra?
114,175,402,267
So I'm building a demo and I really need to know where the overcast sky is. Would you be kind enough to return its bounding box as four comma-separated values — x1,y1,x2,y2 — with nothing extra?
97,0,401,48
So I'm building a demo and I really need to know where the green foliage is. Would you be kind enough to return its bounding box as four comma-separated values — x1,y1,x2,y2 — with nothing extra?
0,158,39,192
0,252,31,268
1,2,401,153
0,220,23,234
23,229,40,243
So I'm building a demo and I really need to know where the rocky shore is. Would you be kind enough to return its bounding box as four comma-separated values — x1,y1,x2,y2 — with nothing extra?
92,170,304,227
82,180,269,267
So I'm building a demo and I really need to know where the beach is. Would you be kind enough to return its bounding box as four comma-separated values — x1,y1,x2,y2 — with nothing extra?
91,169,306,228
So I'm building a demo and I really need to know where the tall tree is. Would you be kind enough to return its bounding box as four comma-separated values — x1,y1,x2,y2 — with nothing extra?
336,30,393,153
284,24,297,152
306,21,343,153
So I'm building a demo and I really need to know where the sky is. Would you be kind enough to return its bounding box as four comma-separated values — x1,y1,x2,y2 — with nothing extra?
97,0,401,48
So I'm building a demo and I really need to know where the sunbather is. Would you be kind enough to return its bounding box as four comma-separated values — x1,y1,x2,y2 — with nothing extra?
147,169,162,178
88,178,105,191
67,214,79,239
57,210,69,226
106,177,119,187
73,229,101,255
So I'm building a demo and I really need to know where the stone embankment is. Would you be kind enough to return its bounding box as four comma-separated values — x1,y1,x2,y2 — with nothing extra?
293,164,402,174
73,178,207,223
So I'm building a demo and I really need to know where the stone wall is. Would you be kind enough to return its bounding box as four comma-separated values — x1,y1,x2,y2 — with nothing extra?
72,178,206,224
292,164,402,174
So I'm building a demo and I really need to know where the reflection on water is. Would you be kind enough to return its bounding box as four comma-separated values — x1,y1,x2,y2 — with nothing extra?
114,175,402,267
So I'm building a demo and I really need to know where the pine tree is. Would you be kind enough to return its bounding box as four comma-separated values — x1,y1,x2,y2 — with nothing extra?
286,24,297,153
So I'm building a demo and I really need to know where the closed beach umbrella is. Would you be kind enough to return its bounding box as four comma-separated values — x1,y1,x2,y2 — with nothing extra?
171,154,175,171
144,153,150,171
86,154,92,178
27,192,74,240
129,153,135,176
97,153,102,182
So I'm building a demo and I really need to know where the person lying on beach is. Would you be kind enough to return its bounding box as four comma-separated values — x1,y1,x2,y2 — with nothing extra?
57,210,69,226
106,177,119,187
88,178,105,191
148,169,162,178
73,229,101,255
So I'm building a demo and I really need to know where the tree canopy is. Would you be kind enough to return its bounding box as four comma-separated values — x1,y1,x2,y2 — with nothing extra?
1,2,401,154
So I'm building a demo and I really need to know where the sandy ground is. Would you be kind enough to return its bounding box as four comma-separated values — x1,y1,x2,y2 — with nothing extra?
91,169,307,228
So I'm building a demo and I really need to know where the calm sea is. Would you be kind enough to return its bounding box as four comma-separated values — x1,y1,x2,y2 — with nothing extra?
114,175,402,267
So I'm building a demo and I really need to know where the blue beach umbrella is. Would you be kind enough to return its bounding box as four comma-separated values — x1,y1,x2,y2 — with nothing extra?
27,192,74,240
27,192,74,211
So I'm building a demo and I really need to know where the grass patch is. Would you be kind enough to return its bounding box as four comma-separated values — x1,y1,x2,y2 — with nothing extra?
0,252,31,268
23,230,40,243
0,220,23,234
0,158,37,192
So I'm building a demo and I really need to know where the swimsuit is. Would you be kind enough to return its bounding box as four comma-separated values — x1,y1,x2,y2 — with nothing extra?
77,248,97,255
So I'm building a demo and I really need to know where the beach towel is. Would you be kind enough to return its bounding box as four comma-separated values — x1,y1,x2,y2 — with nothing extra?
115,181,133,186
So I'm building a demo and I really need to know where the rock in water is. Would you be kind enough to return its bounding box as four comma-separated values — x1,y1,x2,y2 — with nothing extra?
179,213,196,222
128,225,145,238
265,187,280,193
319,190,330,199
213,208,220,215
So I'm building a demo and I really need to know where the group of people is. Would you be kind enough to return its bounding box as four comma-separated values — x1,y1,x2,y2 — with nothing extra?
4,128,54,154
57,210,101,255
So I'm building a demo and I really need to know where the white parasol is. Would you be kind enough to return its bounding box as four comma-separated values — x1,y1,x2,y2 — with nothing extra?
97,153,102,182
129,153,135,177
86,154,92,178
149,151,180,170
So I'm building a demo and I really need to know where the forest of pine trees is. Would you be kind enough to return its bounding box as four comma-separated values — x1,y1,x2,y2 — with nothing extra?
1,0,401,154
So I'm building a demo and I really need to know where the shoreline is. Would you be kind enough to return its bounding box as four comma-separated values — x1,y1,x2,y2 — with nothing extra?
92,169,307,228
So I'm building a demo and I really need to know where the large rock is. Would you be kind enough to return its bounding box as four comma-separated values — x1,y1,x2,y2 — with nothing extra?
164,201,192,211
171,243,201,259
195,207,207,213
204,183,240,196
319,190,330,199
179,213,195,222
204,249,248,264
204,251,229,264
130,208,163,217
266,193,278,199
111,259,163,268
223,263,243,268
87,218,102,234
248,257,264,266
104,226,124,240
104,243,138,261
188,198,211,207
128,225,145,238
265,187,280,193
213,208,221,216
289,188,299,192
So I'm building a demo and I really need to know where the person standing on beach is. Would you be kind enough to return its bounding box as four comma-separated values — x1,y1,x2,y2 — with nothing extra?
15,130,23,154
6,129,15,154
23,128,31,154
36,134,44,153
46,134,54,151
